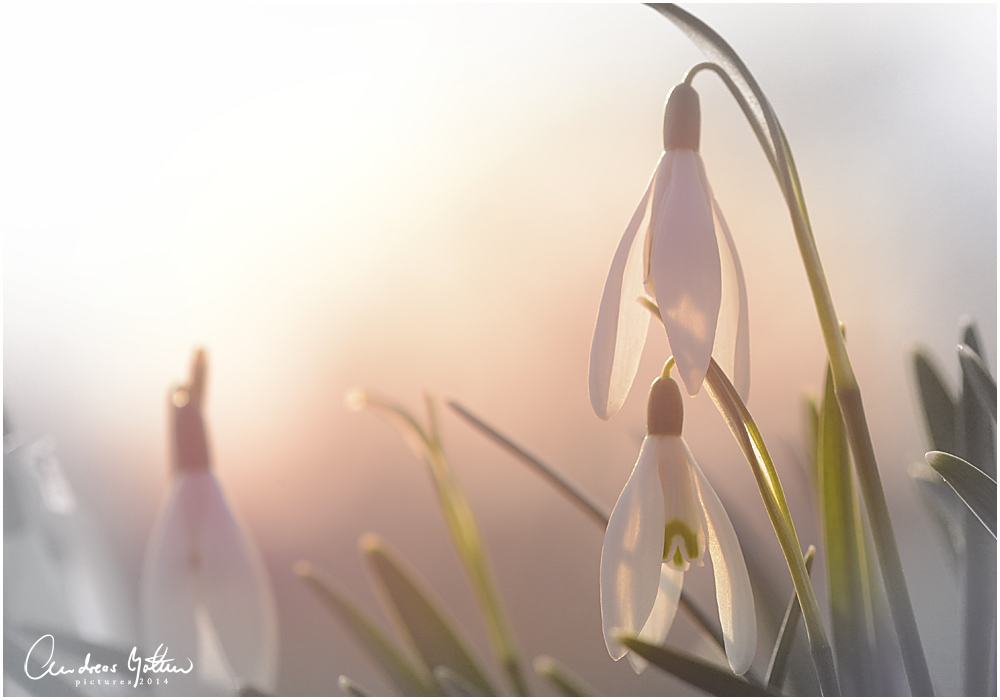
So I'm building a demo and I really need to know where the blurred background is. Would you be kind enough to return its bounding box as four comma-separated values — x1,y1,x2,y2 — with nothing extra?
3,3,995,696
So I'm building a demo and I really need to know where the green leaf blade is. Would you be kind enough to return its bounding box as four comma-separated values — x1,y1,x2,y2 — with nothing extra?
913,350,958,454
296,561,436,696
925,451,997,538
818,364,876,694
764,545,815,691
617,636,773,697
533,656,596,696
361,535,497,696
959,343,997,421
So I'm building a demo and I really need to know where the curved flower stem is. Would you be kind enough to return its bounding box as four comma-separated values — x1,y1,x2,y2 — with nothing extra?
648,4,933,694
703,359,840,696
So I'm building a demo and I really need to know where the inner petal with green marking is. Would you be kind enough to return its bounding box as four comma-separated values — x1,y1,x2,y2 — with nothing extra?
663,518,700,569
657,436,707,571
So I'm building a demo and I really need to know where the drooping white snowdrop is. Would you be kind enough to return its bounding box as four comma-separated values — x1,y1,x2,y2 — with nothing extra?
140,350,278,694
600,374,756,674
590,82,750,419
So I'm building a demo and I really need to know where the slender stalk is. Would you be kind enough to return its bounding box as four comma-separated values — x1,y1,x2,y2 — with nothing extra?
765,545,816,692
352,393,529,695
704,360,840,696
647,4,933,693
447,400,608,527
423,432,530,696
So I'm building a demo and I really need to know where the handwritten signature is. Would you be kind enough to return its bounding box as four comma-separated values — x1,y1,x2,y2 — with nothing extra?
24,634,194,688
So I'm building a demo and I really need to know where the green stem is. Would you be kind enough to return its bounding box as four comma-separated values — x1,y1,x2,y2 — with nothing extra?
648,4,933,693
765,545,816,692
704,360,840,696
425,438,531,696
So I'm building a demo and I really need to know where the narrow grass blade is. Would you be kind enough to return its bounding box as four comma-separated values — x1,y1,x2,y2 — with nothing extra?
958,322,998,695
913,350,959,454
703,360,839,696
803,396,820,470
926,451,996,538
533,656,596,696
959,344,997,421
295,561,435,696
350,392,528,694
447,398,728,655
338,676,370,696
447,400,607,527
423,403,528,695
908,460,964,572
361,535,497,695
764,545,815,691
433,667,481,697
617,636,773,696
818,363,876,694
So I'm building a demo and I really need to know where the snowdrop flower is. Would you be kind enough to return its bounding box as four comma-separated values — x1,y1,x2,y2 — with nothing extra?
600,374,755,674
590,82,749,419
140,350,278,694
4,420,135,690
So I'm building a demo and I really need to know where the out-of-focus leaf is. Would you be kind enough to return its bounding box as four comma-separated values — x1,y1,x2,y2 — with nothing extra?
533,656,595,696
433,667,480,697
447,400,607,527
908,461,964,572
959,344,997,421
5,635,85,697
913,350,958,454
803,395,820,478
338,676,370,697
926,451,997,538
353,392,527,695
14,626,131,666
765,546,815,691
295,561,435,696
6,627,135,695
958,322,998,696
818,364,875,694
361,535,496,696
617,636,773,696
860,508,908,696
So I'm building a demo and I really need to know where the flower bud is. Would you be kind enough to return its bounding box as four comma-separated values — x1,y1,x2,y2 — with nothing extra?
662,83,701,152
171,349,210,472
647,376,684,436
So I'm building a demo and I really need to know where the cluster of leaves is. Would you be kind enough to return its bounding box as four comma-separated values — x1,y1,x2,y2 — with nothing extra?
299,393,832,696
911,323,996,696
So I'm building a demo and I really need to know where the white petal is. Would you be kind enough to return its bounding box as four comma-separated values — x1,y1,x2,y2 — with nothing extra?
627,564,685,673
140,473,279,694
687,446,757,674
193,473,280,691
140,475,201,680
698,158,750,401
589,154,669,419
601,437,666,660
649,149,721,396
